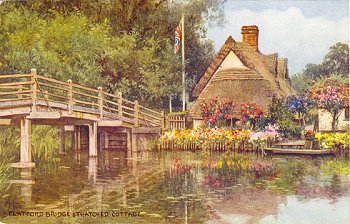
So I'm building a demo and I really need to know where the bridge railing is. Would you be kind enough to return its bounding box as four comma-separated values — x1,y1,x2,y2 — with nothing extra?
0,69,165,128
0,74,33,102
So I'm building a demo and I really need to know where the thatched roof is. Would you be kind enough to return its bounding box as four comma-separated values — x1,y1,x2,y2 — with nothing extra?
192,36,294,98
189,35,296,118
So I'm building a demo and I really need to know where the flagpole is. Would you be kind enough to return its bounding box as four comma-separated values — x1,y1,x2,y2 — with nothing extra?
181,13,186,111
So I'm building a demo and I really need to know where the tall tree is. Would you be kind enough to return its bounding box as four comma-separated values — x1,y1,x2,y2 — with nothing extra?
0,0,225,109
291,42,349,94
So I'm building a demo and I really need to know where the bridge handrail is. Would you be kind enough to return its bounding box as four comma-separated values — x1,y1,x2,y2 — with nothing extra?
0,69,165,128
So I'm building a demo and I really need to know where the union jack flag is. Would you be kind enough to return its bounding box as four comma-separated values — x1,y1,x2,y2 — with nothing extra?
174,22,182,54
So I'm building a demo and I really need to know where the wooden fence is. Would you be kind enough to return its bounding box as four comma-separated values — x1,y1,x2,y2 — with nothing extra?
160,140,271,152
166,115,186,130
0,69,164,128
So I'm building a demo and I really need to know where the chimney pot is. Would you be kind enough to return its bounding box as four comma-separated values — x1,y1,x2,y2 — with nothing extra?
241,25,259,51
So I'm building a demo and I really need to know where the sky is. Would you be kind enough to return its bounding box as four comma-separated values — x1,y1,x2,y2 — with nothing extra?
206,0,349,75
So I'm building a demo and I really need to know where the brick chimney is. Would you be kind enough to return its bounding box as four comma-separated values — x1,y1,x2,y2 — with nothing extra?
241,25,259,51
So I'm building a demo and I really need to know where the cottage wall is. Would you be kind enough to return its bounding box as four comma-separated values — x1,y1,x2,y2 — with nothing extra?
218,51,249,70
318,109,349,131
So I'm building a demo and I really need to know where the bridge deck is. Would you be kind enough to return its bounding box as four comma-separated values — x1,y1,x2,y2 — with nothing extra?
0,69,165,167
0,70,164,128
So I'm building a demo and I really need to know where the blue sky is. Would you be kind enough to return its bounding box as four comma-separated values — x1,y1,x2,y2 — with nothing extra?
206,0,349,75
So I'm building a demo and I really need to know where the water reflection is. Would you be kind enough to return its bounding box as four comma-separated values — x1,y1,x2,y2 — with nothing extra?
1,150,350,223
10,168,35,208
88,157,97,184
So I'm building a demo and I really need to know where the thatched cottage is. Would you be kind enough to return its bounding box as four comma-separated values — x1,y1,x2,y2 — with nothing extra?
189,25,295,126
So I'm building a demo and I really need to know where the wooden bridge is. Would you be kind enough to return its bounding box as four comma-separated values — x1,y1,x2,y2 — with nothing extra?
0,69,165,167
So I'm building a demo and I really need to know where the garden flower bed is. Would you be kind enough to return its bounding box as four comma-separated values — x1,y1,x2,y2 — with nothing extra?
159,125,280,151
315,132,349,150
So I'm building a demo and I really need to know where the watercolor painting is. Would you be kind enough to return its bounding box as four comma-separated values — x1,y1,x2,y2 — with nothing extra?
0,0,349,223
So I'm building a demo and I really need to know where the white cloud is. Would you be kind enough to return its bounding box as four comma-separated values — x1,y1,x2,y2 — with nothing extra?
207,6,349,75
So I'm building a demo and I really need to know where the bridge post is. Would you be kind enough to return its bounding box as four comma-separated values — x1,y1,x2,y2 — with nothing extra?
74,126,81,163
117,92,123,119
13,118,35,168
30,69,37,112
88,122,98,157
134,100,139,127
74,126,81,151
68,79,73,114
126,128,132,153
98,86,103,119
104,131,109,149
59,126,65,155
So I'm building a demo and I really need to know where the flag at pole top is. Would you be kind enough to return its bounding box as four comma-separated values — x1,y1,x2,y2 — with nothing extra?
174,22,182,54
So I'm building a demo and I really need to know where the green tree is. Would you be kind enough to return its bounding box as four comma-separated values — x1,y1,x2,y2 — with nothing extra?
291,42,349,94
0,0,225,110
322,43,349,77
268,96,301,138
0,7,109,87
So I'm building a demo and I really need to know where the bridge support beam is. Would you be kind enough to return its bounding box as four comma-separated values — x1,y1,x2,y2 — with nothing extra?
59,126,65,155
104,132,109,149
89,122,98,157
74,126,81,152
13,118,35,168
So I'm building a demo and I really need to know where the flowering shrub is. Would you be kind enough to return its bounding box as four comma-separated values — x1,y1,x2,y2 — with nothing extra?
304,130,316,136
160,128,249,149
268,96,301,138
199,98,234,127
160,126,280,150
309,79,348,130
286,95,313,114
240,103,263,129
286,95,314,127
248,124,280,148
315,132,349,149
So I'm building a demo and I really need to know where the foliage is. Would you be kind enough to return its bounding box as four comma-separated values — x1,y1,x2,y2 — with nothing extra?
167,110,189,116
0,126,61,164
309,76,349,130
315,132,349,150
199,98,234,127
285,94,314,127
321,159,350,176
0,0,225,110
0,8,108,86
291,42,349,93
31,126,61,164
290,73,314,93
0,127,20,160
267,96,301,138
0,153,11,199
239,103,263,129
0,152,11,217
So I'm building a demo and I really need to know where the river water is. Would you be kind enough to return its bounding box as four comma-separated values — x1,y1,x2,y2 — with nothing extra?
0,150,349,224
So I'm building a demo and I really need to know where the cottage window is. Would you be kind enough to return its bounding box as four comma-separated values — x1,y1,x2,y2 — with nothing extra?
345,107,349,120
